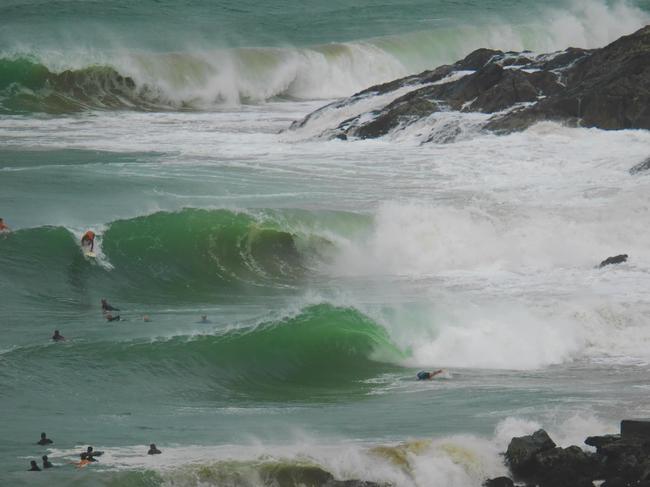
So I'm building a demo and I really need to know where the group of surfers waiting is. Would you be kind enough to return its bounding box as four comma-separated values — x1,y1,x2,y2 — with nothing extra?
29,432,162,471
29,433,162,472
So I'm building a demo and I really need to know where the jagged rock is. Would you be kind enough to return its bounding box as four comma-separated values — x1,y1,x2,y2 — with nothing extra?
482,476,514,487
490,26,650,132
629,157,650,174
291,25,650,140
534,445,601,487
345,89,440,139
505,429,556,476
599,254,628,267
454,48,503,70
622,420,650,439
324,481,387,487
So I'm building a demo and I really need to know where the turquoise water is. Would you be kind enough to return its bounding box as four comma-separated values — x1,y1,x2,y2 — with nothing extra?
2,1,650,485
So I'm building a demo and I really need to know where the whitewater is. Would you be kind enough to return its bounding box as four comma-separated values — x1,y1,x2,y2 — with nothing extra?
2,0,650,486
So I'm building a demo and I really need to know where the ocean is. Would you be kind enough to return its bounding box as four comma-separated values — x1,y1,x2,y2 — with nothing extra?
2,0,650,485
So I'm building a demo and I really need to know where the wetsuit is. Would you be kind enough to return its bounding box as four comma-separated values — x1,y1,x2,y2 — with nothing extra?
81,231,95,251
417,371,433,380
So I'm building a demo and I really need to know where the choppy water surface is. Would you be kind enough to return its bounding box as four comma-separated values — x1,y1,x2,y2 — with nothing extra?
2,0,650,485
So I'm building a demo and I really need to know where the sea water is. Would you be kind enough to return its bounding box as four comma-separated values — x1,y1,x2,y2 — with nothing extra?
1,0,650,485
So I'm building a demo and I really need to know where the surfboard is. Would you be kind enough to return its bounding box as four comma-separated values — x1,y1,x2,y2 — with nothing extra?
83,248,96,258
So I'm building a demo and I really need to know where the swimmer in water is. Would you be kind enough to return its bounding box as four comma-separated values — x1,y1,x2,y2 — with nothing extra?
416,369,444,380
52,330,65,342
197,315,211,324
37,432,53,445
42,455,53,469
148,443,162,455
29,460,41,471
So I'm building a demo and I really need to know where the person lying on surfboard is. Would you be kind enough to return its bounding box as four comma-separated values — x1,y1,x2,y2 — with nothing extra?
81,230,95,251
417,370,444,380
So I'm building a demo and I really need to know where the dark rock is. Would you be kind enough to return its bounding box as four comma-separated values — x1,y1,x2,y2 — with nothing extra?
629,158,650,174
355,65,455,98
324,481,386,487
622,420,650,440
533,47,592,71
350,90,440,139
505,429,556,476
534,445,601,487
585,434,621,450
482,476,514,487
291,25,650,140
601,477,628,487
492,25,650,132
599,254,628,267
500,55,534,67
453,48,503,70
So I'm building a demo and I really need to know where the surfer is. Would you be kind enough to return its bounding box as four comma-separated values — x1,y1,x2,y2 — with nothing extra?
197,315,211,324
42,455,53,469
417,370,444,380
37,432,53,445
81,230,95,252
29,460,41,471
85,446,102,459
52,330,65,342
148,443,162,455
101,298,119,313
74,452,91,468
0,218,10,233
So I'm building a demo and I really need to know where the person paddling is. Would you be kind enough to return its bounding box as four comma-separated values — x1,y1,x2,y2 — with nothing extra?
416,369,444,380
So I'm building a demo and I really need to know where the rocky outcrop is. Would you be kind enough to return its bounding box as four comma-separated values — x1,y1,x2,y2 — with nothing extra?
630,157,650,174
505,429,556,476
482,477,514,487
487,420,650,487
599,254,629,267
290,25,650,141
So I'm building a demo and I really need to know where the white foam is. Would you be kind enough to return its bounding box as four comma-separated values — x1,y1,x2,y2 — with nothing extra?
43,414,616,486
2,1,647,108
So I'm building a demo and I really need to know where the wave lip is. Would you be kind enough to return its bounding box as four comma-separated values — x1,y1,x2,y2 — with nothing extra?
3,0,647,114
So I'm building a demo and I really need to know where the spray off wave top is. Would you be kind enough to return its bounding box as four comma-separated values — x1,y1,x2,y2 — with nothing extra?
0,0,647,113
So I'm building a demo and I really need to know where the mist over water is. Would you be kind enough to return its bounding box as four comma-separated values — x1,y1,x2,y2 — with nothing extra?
2,0,650,485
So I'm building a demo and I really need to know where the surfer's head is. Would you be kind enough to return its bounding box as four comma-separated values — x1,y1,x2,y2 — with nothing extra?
40,433,46,439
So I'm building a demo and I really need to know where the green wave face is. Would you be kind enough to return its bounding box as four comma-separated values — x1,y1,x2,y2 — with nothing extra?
99,460,345,487
0,58,149,114
102,209,309,294
0,209,336,304
3,304,405,401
